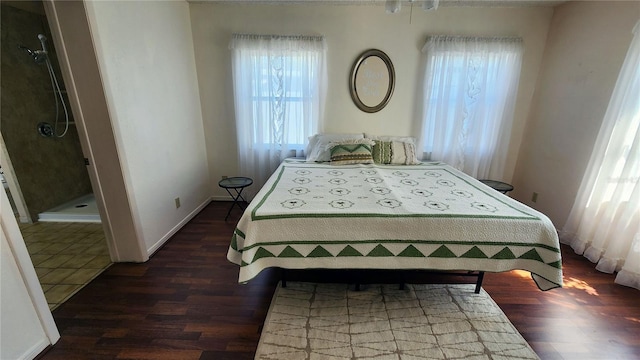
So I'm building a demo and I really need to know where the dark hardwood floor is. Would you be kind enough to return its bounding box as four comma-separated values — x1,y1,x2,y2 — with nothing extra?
41,202,639,360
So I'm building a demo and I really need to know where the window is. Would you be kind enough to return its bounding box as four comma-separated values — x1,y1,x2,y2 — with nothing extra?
250,54,317,146
419,36,523,179
230,34,326,197
562,21,640,289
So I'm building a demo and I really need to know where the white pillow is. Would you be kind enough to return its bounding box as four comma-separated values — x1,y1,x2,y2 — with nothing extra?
306,133,364,162
366,134,417,144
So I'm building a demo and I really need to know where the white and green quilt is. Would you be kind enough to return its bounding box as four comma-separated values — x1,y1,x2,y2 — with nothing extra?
227,159,563,290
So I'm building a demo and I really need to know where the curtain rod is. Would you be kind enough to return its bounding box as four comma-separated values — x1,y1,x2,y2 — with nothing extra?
426,35,522,43
232,34,325,42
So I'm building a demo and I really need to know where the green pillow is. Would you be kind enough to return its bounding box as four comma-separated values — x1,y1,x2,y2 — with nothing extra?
330,143,374,165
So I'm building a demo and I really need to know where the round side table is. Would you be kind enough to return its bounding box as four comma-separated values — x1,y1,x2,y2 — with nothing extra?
218,177,253,221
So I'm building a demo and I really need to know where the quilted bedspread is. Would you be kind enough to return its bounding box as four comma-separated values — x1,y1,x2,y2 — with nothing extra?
227,159,563,290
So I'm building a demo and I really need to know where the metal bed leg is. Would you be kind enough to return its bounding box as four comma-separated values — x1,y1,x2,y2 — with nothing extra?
281,269,287,288
474,271,485,294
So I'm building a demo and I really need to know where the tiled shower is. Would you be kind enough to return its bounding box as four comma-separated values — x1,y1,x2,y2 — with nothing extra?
1,1,93,221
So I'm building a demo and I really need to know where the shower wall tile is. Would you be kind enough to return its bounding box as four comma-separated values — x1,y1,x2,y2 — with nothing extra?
1,2,93,221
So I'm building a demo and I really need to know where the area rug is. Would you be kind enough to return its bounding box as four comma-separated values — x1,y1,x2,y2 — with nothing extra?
255,282,539,359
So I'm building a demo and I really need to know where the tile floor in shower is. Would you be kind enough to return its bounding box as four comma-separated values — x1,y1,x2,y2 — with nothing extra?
19,221,112,310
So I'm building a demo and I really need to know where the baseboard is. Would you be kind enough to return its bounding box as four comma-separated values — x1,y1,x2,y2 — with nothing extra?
20,338,49,360
211,196,235,201
146,197,212,258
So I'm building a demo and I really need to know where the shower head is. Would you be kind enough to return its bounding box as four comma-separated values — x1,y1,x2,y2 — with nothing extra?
38,34,48,53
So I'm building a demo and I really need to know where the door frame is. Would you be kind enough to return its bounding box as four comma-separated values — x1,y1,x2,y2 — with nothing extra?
1,188,60,349
43,0,147,262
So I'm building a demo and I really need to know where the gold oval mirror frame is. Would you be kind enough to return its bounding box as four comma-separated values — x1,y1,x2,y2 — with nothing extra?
349,49,395,113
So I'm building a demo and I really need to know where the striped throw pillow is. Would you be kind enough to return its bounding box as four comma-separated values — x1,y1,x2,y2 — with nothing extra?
329,142,374,165
372,140,420,165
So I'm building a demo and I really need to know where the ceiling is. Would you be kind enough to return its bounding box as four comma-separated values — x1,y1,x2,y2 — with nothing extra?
188,0,567,7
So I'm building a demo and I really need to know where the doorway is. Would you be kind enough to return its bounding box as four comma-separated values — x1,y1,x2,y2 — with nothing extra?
0,1,112,309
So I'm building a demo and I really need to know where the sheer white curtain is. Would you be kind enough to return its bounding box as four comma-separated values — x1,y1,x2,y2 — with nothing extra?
419,36,523,180
230,34,327,198
562,21,640,290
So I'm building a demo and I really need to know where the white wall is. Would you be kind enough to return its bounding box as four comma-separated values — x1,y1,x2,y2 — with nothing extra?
511,1,640,226
190,2,554,199
85,0,211,254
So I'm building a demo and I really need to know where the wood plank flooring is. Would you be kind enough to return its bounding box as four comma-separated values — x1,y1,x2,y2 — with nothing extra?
41,202,639,360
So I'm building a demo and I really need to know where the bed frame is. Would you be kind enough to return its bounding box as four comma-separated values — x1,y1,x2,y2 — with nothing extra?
281,269,486,294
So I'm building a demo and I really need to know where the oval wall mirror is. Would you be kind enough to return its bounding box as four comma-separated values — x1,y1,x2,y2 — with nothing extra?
349,49,395,113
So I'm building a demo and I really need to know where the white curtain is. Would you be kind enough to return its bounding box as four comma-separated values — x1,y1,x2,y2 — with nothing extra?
419,36,523,180
562,21,640,290
230,34,327,198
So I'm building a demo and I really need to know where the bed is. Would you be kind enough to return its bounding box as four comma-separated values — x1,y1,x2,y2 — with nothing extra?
227,156,563,291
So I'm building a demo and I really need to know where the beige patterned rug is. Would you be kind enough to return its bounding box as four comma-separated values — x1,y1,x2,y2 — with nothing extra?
255,282,539,360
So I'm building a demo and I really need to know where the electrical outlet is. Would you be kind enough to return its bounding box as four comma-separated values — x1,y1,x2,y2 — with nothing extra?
175,197,181,208
531,192,538,203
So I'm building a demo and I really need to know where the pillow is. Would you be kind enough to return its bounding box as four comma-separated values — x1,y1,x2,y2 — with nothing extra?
306,133,364,162
372,140,421,165
366,134,417,145
329,139,375,165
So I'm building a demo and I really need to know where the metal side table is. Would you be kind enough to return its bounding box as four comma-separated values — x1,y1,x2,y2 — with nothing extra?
218,177,253,221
